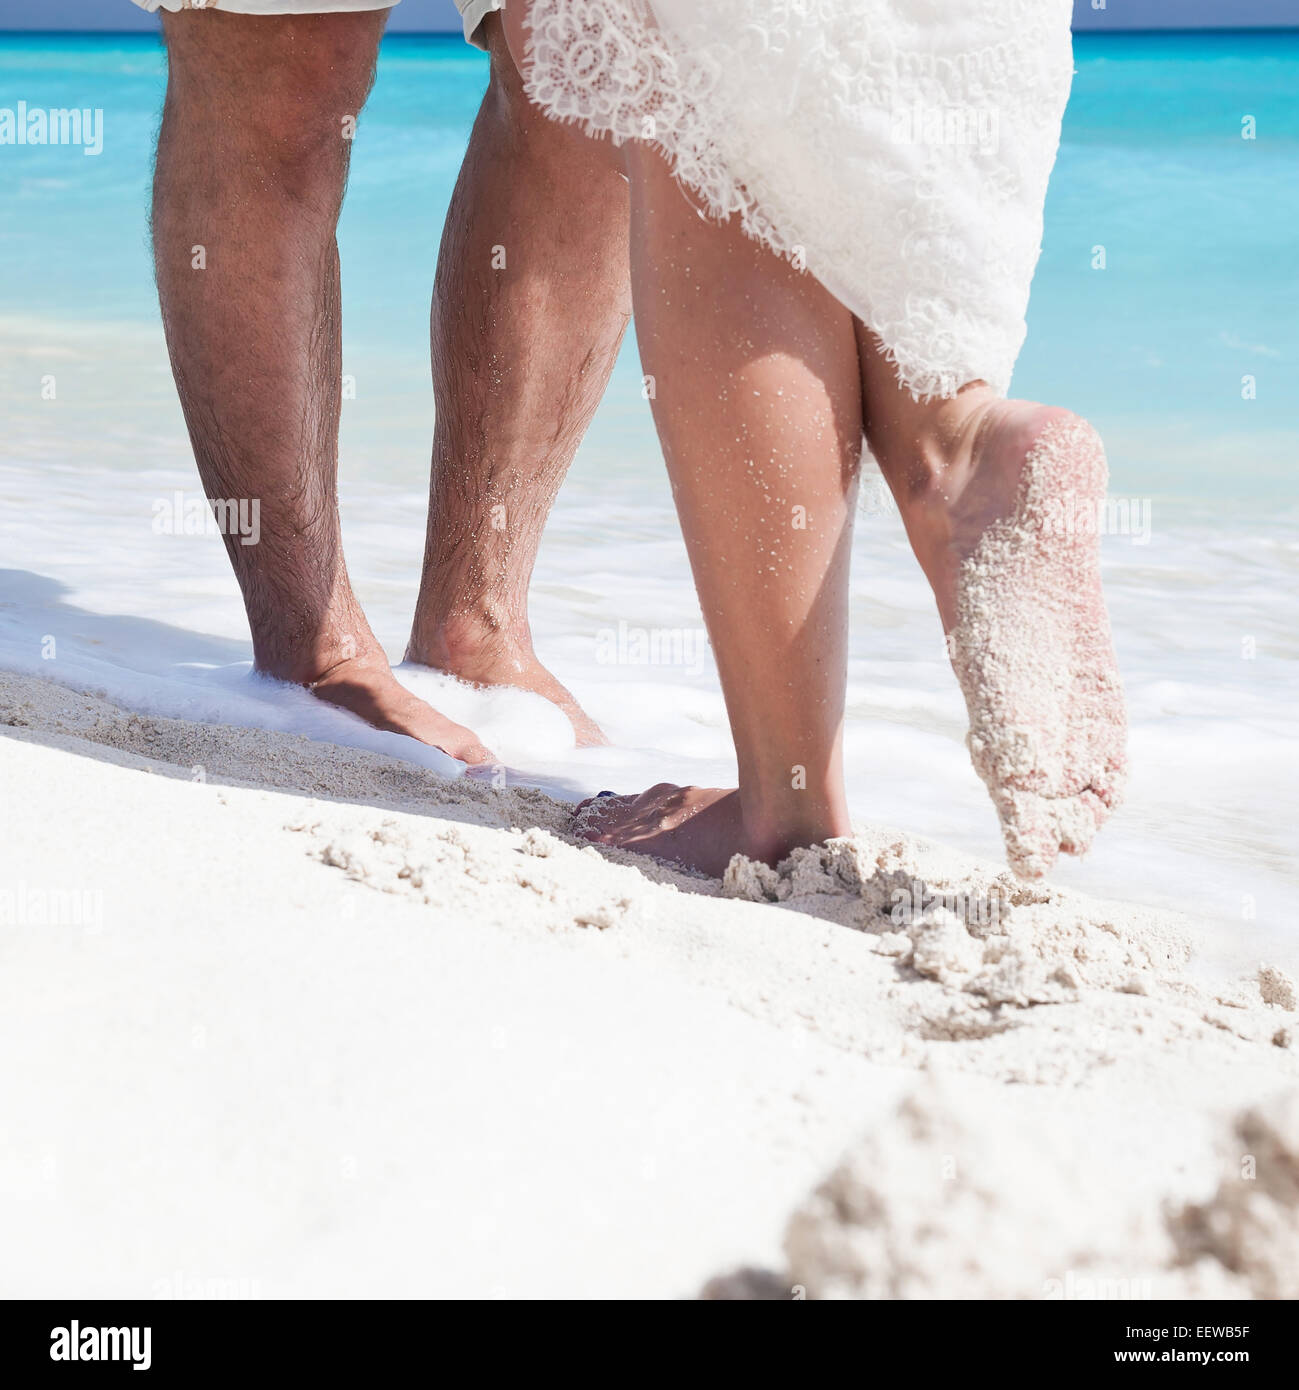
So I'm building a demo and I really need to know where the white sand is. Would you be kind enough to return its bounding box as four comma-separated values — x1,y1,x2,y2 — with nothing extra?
1,667,1296,1300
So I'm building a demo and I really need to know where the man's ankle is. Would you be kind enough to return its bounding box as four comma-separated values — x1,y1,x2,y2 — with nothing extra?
408,607,533,673
254,622,385,689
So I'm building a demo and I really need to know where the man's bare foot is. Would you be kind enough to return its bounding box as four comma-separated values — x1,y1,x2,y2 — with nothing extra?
896,401,1128,878
308,648,495,765
407,622,607,748
573,784,845,878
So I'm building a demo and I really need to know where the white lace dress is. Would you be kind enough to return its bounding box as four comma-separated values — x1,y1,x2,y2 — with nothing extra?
524,0,1076,400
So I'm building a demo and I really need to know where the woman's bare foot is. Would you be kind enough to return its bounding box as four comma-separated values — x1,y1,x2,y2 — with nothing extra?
407,622,607,748
894,399,1128,878
309,647,496,765
574,784,848,878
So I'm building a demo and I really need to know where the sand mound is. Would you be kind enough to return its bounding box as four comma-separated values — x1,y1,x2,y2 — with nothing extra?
1170,1091,1299,1299
722,832,1291,1046
780,1077,1295,1300
783,1080,1151,1300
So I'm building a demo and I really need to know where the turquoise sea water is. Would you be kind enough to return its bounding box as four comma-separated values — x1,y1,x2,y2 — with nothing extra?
3,31,1297,490
1,31,1296,939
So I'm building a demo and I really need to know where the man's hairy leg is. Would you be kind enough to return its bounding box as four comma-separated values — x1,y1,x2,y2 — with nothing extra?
407,15,632,747
153,9,492,763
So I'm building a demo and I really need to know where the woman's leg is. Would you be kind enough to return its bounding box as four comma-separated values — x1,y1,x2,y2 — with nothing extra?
855,331,1051,629
856,327,1127,877
578,147,864,875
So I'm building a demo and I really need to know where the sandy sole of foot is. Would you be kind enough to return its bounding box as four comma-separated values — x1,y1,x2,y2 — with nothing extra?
952,415,1128,879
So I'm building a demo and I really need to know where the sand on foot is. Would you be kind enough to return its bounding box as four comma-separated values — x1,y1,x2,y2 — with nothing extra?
950,415,1128,879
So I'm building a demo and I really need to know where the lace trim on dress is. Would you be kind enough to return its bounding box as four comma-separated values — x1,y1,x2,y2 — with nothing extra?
523,0,1075,400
